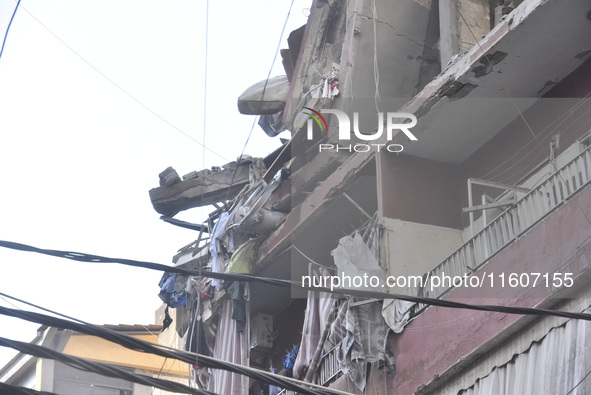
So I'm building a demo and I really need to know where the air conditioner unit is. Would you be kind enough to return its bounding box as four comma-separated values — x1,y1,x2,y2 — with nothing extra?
250,313,274,351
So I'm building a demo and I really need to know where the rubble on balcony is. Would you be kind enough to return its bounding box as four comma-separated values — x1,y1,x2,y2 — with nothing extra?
150,147,294,391
150,144,292,306
149,157,267,217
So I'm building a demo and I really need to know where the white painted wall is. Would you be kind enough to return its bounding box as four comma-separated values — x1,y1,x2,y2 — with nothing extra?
382,218,463,293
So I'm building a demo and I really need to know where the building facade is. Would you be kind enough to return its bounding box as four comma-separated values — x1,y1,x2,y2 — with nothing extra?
150,0,591,394
0,322,188,395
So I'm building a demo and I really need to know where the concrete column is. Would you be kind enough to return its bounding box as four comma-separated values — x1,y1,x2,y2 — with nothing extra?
439,0,460,69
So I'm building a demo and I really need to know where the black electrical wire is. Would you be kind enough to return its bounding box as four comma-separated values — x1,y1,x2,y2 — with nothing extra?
0,0,21,62
0,382,57,395
0,337,212,395
0,240,294,286
224,0,296,202
0,306,347,395
2,240,591,322
334,288,591,322
0,291,186,356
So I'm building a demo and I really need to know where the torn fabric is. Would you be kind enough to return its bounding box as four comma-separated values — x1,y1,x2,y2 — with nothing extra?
258,112,285,137
330,225,395,391
162,306,173,331
227,238,261,274
382,286,417,333
207,298,247,394
331,232,386,291
284,345,299,377
231,282,246,333
209,212,231,288
158,272,187,308
341,300,395,391
185,316,210,358
292,264,335,379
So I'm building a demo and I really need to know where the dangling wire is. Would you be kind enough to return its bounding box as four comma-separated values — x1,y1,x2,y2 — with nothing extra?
224,0,296,203
372,0,381,113
202,0,210,168
0,0,21,62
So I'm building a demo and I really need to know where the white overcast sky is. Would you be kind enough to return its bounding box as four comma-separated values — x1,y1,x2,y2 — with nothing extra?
0,0,309,366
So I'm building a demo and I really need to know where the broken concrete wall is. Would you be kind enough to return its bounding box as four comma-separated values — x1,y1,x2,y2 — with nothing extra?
283,0,348,133
440,0,491,68
285,0,441,133
339,0,441,106
439,0,497,70
458,0,490,53
284,0,442,211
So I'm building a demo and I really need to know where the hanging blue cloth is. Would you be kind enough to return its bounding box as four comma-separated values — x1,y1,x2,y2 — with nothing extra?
158,272,187,308
283,345,299,377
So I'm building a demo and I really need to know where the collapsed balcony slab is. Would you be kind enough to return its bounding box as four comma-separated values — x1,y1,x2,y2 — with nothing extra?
149,162,255,216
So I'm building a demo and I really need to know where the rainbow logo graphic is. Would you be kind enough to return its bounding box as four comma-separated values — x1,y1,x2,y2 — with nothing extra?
302,107,328,131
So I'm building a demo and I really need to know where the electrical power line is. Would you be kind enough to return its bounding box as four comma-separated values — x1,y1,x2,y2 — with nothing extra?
2,240,591,322
565,365,591,395
478,93,591,183
225,0,296,202
0,305,350,395
0,240,293,287
15,3,229,163
0,382,57,395
0,336,214,395
0,291,193,357
0,0,21,62
202,0,210,168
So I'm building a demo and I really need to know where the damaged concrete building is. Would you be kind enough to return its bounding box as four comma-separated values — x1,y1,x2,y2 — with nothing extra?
150,0,591,393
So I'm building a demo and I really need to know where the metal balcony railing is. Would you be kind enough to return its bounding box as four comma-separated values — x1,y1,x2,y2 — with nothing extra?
411,146,591,316
276,345,341,395
317,345,341,386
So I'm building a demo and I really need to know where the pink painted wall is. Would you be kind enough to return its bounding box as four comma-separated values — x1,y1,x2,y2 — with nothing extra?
389,186,591,393
379,154,462,229
329,185,591,394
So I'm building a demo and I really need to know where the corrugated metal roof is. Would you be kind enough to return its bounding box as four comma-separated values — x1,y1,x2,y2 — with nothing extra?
101,324,162,332
460,316,590,394
432,294,591,395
